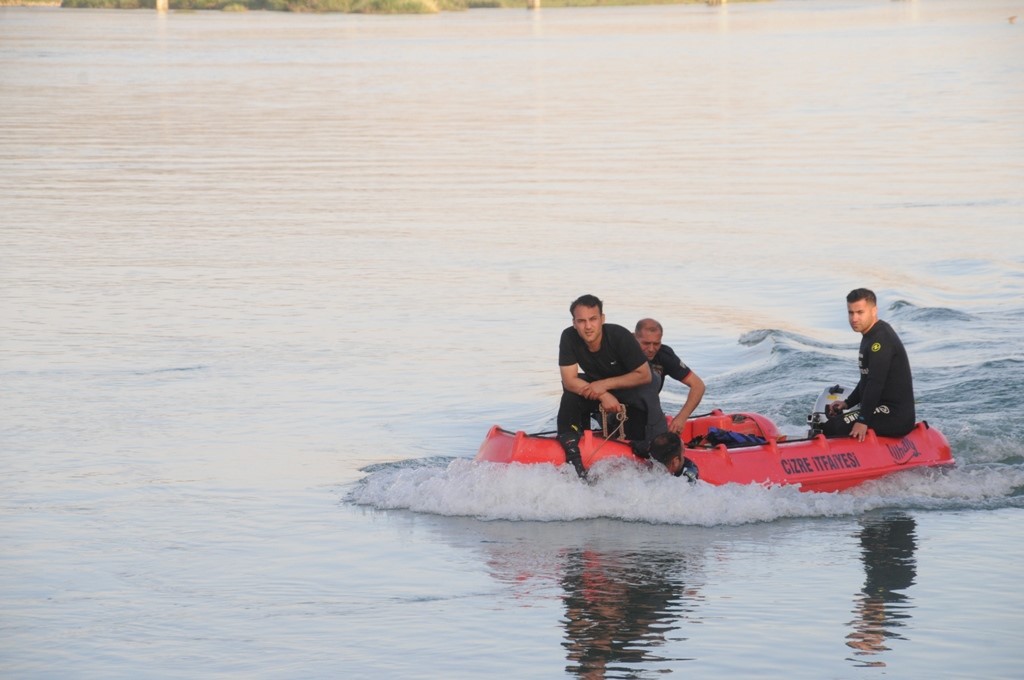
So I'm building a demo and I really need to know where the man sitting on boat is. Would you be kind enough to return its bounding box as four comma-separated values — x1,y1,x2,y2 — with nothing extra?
823,288,916,441
557,294,667,477
635,318,707,434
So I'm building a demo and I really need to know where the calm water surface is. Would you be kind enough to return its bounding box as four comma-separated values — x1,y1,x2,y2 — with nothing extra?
2,1,1023,678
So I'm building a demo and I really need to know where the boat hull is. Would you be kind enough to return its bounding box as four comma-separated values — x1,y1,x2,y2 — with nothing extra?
475,411,954,493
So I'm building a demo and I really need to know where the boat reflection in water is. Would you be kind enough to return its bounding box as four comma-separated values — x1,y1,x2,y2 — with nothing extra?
419,512,920,675
846,512,918,667
559,549,702,678
421,518,710,678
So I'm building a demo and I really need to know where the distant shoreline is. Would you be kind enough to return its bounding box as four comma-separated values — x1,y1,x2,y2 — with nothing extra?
4,0,740,13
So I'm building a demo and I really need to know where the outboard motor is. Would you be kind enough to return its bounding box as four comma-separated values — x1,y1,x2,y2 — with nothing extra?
807,384,849,436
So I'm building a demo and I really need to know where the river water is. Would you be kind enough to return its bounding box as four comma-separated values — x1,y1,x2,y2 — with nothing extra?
2,1,1023,677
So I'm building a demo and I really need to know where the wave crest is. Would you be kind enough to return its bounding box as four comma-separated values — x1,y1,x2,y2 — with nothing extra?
346,457,1024,525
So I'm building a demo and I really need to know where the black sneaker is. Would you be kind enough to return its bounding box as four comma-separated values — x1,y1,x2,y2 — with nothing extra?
558,433,587,479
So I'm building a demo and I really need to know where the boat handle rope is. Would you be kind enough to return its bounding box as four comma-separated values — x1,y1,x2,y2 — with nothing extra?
520,407,629,450
589,406,628,456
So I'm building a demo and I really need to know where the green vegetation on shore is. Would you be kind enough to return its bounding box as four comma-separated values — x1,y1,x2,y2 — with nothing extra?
54,0,720,14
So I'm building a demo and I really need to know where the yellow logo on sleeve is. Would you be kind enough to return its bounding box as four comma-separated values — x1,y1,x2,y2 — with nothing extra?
871,342,882,352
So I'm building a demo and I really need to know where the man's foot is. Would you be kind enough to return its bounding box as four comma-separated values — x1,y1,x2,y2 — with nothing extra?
558,433,587,479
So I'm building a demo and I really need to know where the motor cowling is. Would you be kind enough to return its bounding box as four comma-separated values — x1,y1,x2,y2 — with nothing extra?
807,384,850,436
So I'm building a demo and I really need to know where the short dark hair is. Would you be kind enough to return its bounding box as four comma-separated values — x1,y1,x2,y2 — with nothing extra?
570,294,603,316
649,431,682,466
635,318,663,334
847,288,877,305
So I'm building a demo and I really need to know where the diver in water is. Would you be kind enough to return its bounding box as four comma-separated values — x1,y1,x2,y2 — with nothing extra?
634,431,699,483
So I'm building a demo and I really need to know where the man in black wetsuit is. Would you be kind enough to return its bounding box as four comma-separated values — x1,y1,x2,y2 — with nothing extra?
635,318,706,434
823,288,916,441
557,294,666,477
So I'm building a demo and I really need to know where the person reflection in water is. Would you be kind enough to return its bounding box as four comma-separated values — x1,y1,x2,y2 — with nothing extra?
560,549,699,678
846,513,918,666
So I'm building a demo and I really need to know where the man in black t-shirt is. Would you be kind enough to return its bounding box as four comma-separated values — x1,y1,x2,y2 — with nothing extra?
823,288,916,440
635,318,706,434
557,294,666,477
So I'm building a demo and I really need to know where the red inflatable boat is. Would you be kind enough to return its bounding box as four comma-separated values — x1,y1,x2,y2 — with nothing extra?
475,387,954,493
